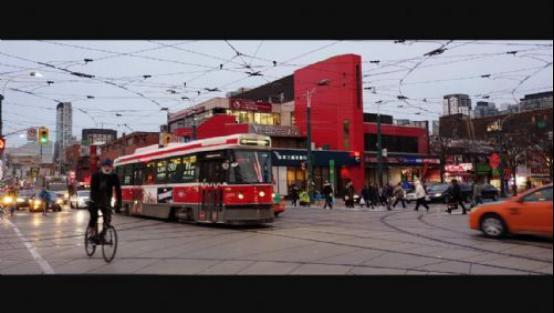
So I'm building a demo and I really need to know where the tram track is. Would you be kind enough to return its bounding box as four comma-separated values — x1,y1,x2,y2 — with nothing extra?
379,210,552,264
416,214,553,250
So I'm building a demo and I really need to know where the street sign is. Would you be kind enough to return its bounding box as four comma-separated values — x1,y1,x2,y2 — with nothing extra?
27,128,37,141
488,153,500,169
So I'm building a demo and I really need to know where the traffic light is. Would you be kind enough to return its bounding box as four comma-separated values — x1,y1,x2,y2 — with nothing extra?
38,127,49,144
0,137,6,154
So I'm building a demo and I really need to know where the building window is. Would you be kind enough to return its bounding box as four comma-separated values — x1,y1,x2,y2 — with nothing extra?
343,120,350,149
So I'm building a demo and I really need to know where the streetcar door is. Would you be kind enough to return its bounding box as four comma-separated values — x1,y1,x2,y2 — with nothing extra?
199,152,225,222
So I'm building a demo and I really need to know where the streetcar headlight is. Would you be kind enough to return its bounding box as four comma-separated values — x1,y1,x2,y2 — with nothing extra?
237,192,244,200
16,197,25,203
435,193,442,197
3,196,13,205
259,191,266,198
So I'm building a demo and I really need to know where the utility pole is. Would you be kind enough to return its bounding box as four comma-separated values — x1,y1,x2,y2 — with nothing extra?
376,107,384,187
306,89,314,199
0,94,4,138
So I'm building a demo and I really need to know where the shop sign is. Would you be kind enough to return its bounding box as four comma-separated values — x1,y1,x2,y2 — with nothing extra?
229,99,272,112
445,163,473,172
250,125,301,137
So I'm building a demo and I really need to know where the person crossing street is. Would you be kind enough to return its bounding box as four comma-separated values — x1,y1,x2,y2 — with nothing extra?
322,181,334,210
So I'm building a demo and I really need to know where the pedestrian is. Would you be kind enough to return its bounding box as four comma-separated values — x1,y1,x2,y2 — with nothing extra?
290,184,299,207
299,189,310,207
38,187,51,216
413,179,430,212
360,185,373,209
378,184,390,209
344,180,355,208
368,184,379,208
525,179,533,190
322,181,334,210
447,179,467,214
392,182,406,209
384,183,394,210
471,179,484,209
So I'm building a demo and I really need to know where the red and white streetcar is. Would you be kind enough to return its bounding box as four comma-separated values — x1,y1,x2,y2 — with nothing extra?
113,134,275,225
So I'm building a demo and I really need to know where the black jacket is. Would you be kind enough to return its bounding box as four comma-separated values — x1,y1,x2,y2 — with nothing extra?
449,184,463,201
323,185,333,196
90,171,122,208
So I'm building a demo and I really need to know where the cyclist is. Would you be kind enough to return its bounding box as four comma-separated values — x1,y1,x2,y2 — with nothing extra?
89,159,122,243
38,187,51,216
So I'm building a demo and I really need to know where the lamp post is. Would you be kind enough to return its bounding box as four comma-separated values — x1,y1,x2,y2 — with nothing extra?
306,79,330,200
376,104,383,187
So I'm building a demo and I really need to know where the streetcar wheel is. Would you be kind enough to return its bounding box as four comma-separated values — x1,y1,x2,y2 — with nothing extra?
102,226,118,263
480,215,506,238
84,227,96,257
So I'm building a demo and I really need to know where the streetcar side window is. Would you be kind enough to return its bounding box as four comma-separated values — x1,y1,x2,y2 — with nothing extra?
156,159,168,184
144,161,156,185
115,166,124,182
133,162,145,185
182,154,198,183
123,164,134,185
167,156,184,183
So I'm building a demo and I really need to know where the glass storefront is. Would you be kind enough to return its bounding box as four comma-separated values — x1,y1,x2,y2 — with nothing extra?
226,110,281,126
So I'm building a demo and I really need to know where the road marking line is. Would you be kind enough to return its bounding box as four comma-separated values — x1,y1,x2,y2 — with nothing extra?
5,219,55,274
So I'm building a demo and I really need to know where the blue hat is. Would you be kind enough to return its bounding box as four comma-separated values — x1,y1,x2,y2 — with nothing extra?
101,159,113,167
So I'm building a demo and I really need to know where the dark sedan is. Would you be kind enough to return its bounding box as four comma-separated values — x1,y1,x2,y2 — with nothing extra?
426,183,499,203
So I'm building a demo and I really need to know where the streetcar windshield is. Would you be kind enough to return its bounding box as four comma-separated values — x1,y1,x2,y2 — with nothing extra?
228,150,271,184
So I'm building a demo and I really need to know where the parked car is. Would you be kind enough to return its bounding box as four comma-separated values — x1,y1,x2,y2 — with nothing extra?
29,191,63,213
70,190,90,209
469,184,553,238
426,183,451,203
480,184,500,201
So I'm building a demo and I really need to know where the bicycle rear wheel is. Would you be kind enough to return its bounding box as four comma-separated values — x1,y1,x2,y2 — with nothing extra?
84,227,96,256
102,226,118,263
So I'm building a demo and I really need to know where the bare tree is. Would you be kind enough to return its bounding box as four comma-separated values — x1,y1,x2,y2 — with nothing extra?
430,135,451,183
525,131,553,182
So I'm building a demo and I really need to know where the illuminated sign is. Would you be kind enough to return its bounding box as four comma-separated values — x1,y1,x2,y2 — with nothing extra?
445,163,473,172
229,99,272,112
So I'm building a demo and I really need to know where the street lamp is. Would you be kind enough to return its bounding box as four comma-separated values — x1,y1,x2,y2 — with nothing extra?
306,79,330,200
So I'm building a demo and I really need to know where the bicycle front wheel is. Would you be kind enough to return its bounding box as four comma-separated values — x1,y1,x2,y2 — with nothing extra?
84,227,96,257
102,226,118,263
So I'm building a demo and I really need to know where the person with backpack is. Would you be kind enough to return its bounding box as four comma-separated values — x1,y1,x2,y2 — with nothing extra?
413,179,430,212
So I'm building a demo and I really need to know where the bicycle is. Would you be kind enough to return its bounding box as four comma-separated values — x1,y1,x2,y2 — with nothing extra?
84,202,118,263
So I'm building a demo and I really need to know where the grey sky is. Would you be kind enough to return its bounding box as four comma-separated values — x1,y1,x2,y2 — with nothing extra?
1,40,552,148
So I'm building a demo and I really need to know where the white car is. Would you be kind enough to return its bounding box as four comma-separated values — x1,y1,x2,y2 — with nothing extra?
70,190,90,209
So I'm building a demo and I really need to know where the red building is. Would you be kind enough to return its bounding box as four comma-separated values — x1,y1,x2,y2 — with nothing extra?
168,54,438,196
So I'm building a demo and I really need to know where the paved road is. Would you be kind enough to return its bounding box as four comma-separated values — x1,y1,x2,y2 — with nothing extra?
1,202,552,275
